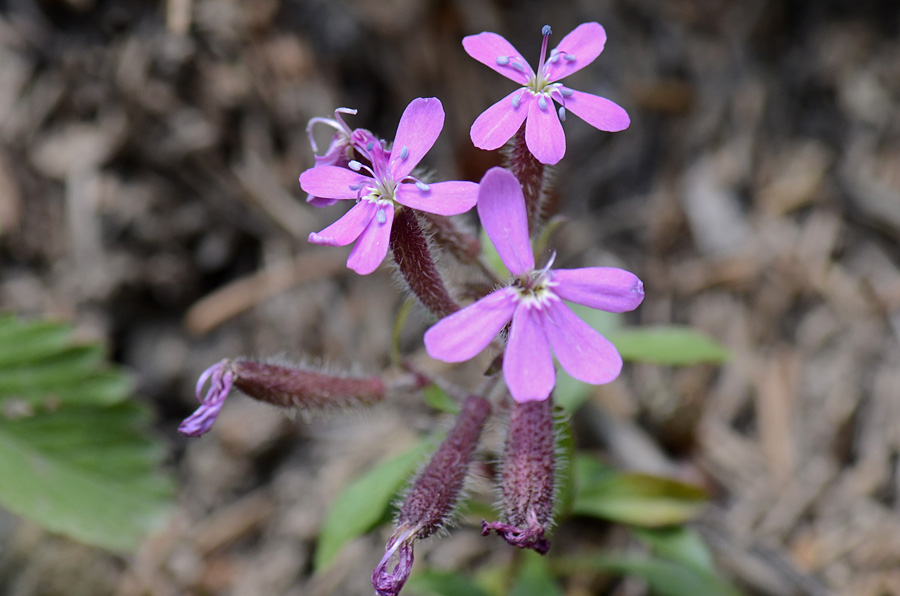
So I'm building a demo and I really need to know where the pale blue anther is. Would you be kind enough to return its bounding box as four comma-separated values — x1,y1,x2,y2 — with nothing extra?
349,182,363,191
366,141,375,151
376,209,387,224
496,55,510,66
538,95,547,111
558,106,566,122
542,25,552,36
349,160,363,171
511,61,525,72
415,181,430,192
399,145,409,160
564,54,576,62
512,93,522,109
561,88,574,97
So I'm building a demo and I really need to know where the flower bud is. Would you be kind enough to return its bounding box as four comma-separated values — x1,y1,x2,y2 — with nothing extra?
389,208,461,319
372,395,491,596
179,359,386,437
482,396,555,554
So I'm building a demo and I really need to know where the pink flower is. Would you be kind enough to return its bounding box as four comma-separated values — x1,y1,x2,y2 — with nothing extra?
463,23,630,165
299,97,479,275
423,167,644,402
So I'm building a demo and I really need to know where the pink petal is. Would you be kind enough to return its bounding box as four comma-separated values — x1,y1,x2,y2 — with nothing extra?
504,304,555,402
542,299,622,385
390,97,444,180
299,165,369,200
347,202,394,275
545,22,607,82
561,89,630,132
476,167,534,276
308,200,376,247
462,32,533,85
424,287,518,362
395,181,478,215
551,267,644,312
470,90,532,151
525,94,566,165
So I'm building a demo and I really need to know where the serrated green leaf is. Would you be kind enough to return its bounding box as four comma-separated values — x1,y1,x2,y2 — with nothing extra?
633,526,716,575
422,384,460,414
573,455,706,527
554,554,742,596
0,316,173,552
406,570,493,596
510,550,563,596
608,326,730,365
315,437,434,571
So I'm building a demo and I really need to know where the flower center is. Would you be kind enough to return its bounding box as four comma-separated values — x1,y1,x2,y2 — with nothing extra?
513,253,559,309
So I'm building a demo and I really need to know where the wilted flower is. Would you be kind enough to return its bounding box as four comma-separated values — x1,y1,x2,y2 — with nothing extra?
373,396,491,596
463,23,630,165
299,97,478,275
424,167,644,402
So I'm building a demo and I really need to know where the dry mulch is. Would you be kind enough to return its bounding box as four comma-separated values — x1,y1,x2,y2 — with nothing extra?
1,1,899,595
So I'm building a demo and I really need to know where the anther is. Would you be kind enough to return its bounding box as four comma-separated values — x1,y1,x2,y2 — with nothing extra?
511,61,525,72
376,209,387,224
415,181,430,192
558,106,566,122
564,54,576,62
399,145,409,160
348,160,363,171
561,88,574,97
366,141,375,151
538,95,547,111
511,93,522,109
541,25,552,37
496,56,510,66
349,182,363,191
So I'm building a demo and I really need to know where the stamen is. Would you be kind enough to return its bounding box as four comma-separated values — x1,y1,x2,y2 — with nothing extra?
538,95,547,111
399,145,409,160
367,141,375,151
349,182,363,191
496,55,510,66
564,54,576,62
561,88,574,97
415,181,430,192
376,209,387,224
349,160,363,171
511,93,522,109
537,24,552,75
558,106,566,121
510,61,525,72
541,25,552,36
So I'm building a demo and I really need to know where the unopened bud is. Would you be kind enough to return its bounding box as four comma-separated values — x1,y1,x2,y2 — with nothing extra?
482,396,555,554
372,395,491,596
179,359,386,437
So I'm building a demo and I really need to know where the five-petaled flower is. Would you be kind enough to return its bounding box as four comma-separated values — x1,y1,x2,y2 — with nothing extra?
463,23,630,165
299,97,479,275
424,167,644,402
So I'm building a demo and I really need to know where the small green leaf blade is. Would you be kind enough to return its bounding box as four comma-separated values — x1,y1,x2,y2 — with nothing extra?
421,384,460,414
510,550,563,596
315,437,434,571
608,326,729,365
406,570,493,596
633,526,716,575
555,554,742,596
573,455,706,527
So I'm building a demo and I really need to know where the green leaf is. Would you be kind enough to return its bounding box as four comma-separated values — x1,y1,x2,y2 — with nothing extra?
633,526,716,575
608,326,729,365
510,550,563,596
573,455,706,527
315,437,434,571
422,384,460,414
0,316,172,552
406,570,493,596
554,554,742,596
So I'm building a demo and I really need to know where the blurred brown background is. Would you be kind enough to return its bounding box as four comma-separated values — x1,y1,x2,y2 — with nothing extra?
1,0,899,594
